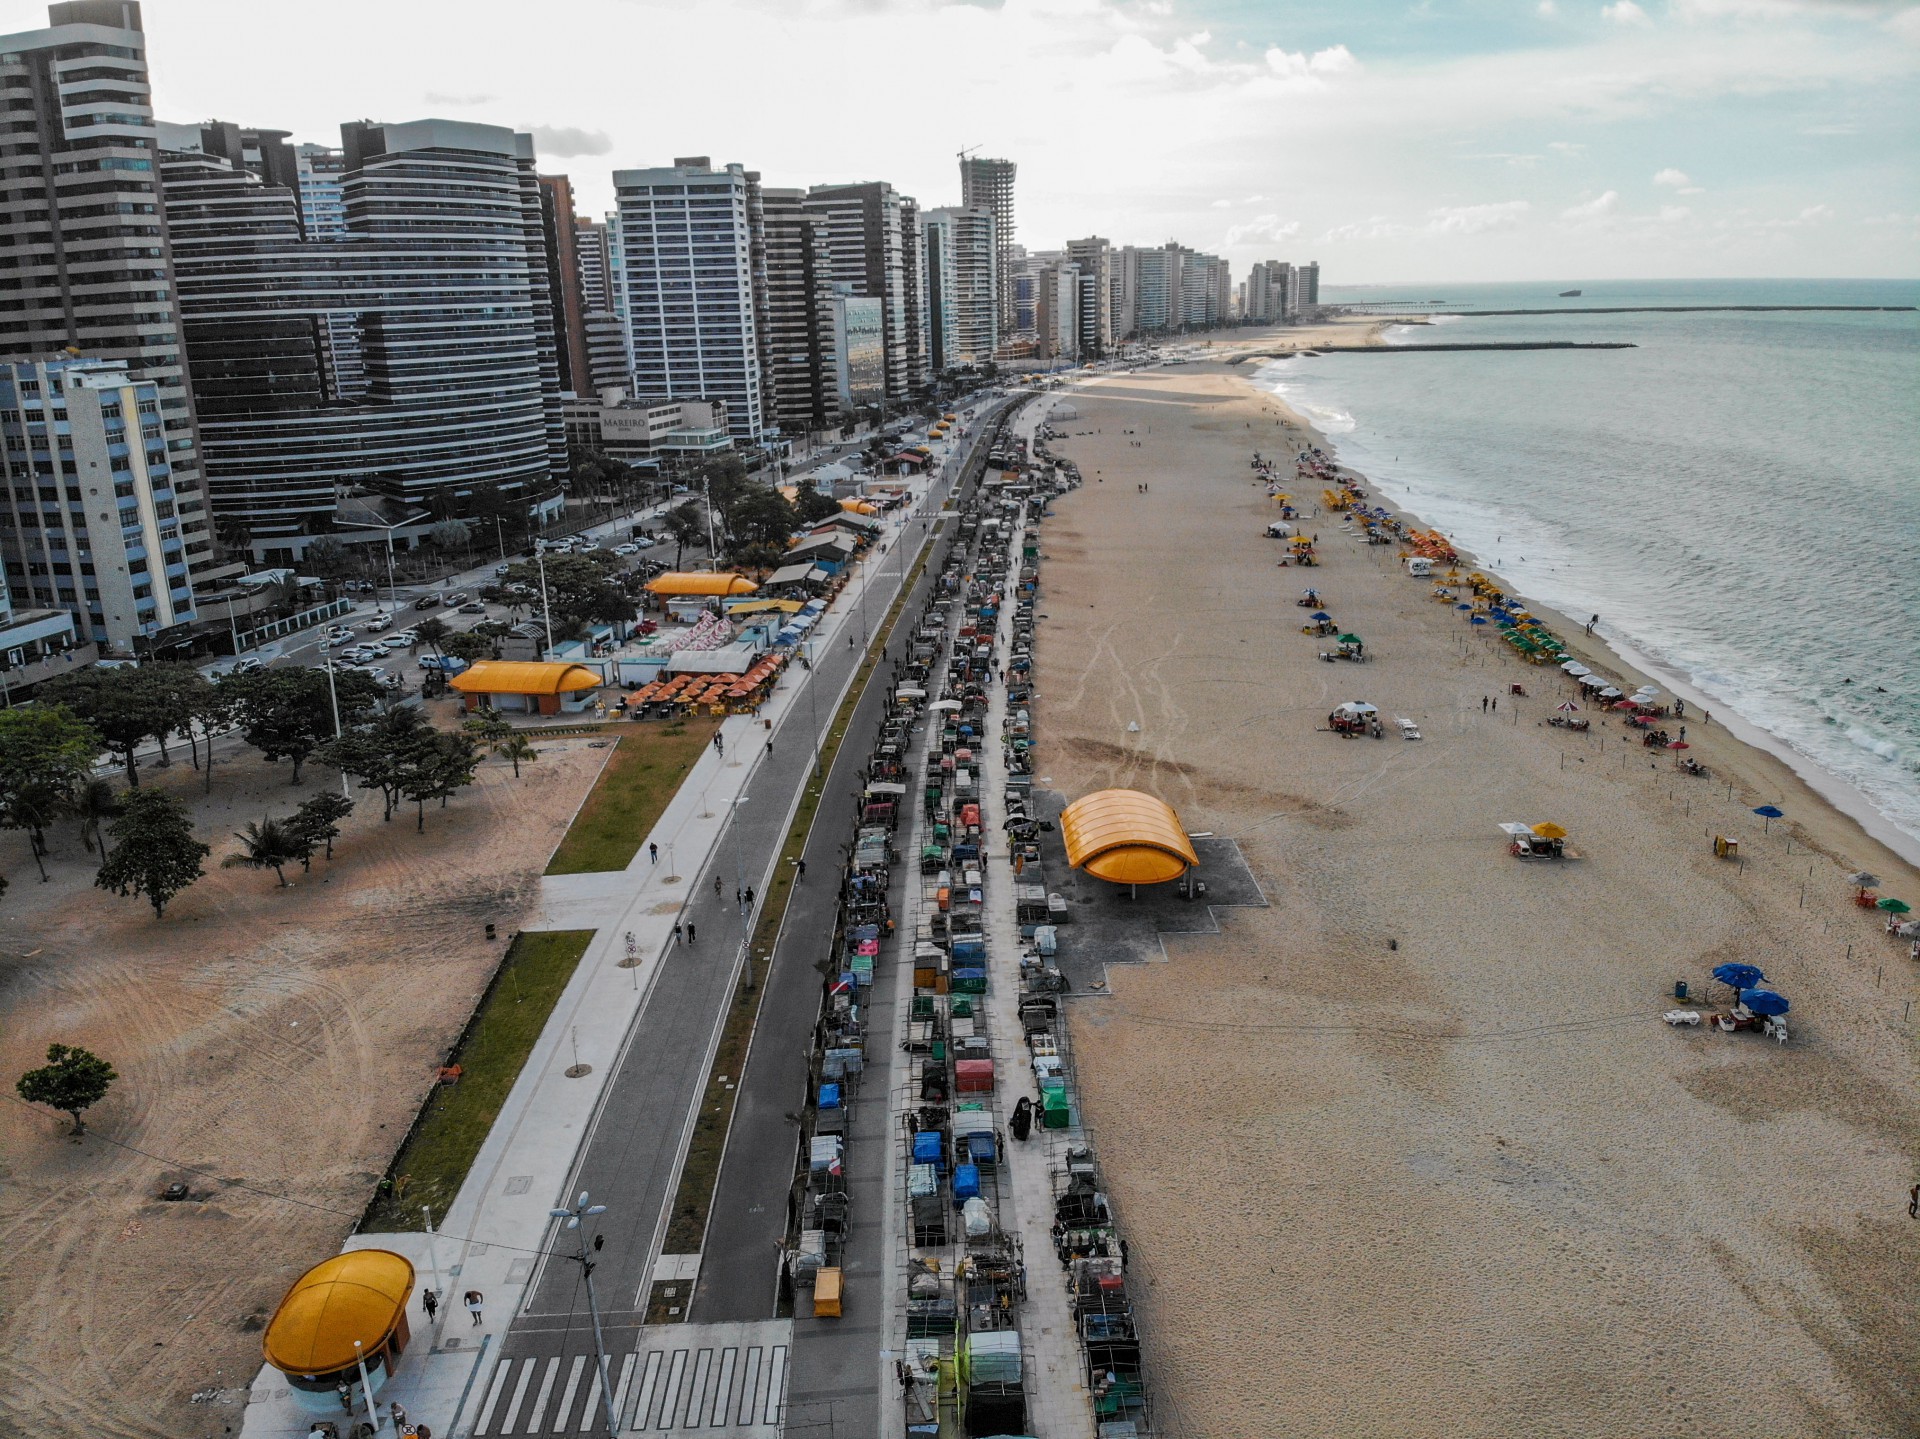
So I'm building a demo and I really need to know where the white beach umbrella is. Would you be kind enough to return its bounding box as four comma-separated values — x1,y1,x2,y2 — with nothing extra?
1599,687,1623,698
1563,663,1591,676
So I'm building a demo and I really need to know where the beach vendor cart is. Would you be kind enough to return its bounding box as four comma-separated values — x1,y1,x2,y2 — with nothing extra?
1327,701,1382,738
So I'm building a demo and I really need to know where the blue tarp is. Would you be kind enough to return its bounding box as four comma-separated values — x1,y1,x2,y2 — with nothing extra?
953,1164,981,1202
912,1131,944,1166
819,1083,841,1110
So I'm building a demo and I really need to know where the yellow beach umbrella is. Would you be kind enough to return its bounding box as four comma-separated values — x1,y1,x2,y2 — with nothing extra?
1531,822,1568,840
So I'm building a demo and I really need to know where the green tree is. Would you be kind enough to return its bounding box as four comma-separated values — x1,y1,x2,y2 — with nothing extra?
500,554,635,634
94,789,208,918
415,616,450,655
318,706,432,821
661,502,706,570
0,704,102,880
794,486,842,526
303,537,359,595
142,661,209,769
442,630,495,664
404,729,481,829
71,777,121,858
291,790,354,867
17,1043,117,1135
497,733,538,778
723,485,799,553
188,679,236,795
428,518,472,557
222,666,381,785
462,707,512,750
41,666,173,787
222,816,309,887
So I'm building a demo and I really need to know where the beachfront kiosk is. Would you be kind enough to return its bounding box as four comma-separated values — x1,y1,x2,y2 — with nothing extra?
263,1248,414,1417
1060,789,1200,894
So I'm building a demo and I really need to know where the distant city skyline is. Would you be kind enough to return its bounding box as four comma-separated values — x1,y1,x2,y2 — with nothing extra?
74,0,1920,282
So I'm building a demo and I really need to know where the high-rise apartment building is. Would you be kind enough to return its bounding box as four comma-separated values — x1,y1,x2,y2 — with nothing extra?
1244,260,1294,325
1115,246,1176,338
0,357,201,654
759,189,840,438
805,181,927,405
959,155,1018,336
614,158,766,445
572,217,631,396
1296,261,1321,310
922,207,998,371
831,289,886,412
538,175,593,397
158,117,568,558
294,142,347,238
1065,236,1113,355
1033,259,1083,363
0,1,216,582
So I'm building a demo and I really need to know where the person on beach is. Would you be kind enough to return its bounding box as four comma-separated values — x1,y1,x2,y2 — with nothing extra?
1492,697,1498,714
1482,696,1489,713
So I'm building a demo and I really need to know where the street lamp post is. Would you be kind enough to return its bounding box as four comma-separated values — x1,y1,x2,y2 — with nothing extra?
550,1192,621,1433
535,549,555,656
321,655,351,799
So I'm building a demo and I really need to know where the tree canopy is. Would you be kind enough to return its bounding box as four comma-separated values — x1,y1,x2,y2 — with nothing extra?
220,666,381,784
17,1043,117,1135
94,789,208,918
0,704,101,880
500,553,635,638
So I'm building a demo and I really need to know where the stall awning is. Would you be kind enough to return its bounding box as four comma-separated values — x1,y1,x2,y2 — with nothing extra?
767,563,829,586
1060,789,1200,886
449,661,602,696
646,572,759,597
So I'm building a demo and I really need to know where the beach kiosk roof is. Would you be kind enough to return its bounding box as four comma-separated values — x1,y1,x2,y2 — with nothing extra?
449,660,602,696
645,572,758,597
1060,788,1200,886
263,1248,413,1378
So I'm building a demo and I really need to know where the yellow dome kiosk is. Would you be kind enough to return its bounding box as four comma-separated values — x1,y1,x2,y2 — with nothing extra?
263,1248,415,1415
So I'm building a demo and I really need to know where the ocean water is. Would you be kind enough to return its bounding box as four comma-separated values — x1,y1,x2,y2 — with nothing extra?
1250,278,1920,859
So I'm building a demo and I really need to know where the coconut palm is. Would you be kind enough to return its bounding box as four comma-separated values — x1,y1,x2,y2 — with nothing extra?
498,734,538,778
221,816,309,888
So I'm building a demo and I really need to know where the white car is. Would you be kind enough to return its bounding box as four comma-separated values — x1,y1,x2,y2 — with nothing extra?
361,615,391,633
381,635,413,651
633,535,656,548
612,542,640,556
231,657,265,675
341,646,383,664
323,626,355,643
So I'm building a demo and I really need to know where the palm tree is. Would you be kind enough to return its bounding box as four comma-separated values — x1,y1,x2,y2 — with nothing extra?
498,734,538,778
71,777,121,858
221,816,307,888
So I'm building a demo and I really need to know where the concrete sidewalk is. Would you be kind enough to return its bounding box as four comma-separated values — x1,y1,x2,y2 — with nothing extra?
235,426,989,1438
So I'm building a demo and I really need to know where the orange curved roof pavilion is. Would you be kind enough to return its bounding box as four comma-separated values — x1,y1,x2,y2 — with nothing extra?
263,1249,414,1378
448,660,602,696
646,572,759,597
1060,789,1200,886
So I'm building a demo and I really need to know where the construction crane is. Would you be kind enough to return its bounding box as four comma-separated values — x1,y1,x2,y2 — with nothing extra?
957,144,981,165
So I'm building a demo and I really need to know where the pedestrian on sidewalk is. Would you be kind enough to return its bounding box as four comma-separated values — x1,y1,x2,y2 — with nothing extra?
389,1400,408,1428
686,922,697,944
765,737,773,756
796,859,807,881
673,922,684,944
649,842,659,865
464,1290,484,1325
714,873,723,899
712,732,725,756
421,1287,439,1322
745,884,755,906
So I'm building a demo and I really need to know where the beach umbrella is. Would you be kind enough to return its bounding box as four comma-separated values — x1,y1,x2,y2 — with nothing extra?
1846,870,1879,887
1877,898,1913,914
1531,822,1568,839
1669,741,1690,751
1338,633,1363,645
1753,804,1784,832
1738,988,1790,1017
1562,662,1590,676
1556,701,1580,712
1470,616,1489,625
1311,610,1331,620
1598,687,1623,698
1713,962,1766,990
1456,603,1474,611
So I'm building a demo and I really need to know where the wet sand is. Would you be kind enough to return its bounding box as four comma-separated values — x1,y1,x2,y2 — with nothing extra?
1033,365,1920,1437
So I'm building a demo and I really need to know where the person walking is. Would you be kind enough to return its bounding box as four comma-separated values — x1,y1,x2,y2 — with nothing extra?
672,921,684,945
745,884,755,906
796,858,807,881
765,737,773,756
714,873,723,899
464,1290,484,1326
1482,695,1489,713
649,841,659,865
421,1287,439,1323
686,922,696,944
1491,696,1498,714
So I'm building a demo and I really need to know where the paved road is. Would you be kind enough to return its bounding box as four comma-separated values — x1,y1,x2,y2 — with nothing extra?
483,404,1014,1433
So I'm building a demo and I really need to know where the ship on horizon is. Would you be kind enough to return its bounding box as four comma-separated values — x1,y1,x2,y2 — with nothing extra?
1558,288,1582,297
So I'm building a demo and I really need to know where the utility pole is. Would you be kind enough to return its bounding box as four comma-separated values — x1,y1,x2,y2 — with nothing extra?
536,549,555,656
550,1191,620,1433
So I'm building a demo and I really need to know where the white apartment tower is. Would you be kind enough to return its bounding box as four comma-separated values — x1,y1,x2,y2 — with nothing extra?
1064,237,1114,354
922,207,998,370
0,1,216,585
805,181,927,404
959,155,1018,336
614,158,766,445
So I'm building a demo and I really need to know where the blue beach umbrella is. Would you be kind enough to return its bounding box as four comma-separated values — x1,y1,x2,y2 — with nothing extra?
1470,616,1490,625
1738,988,1790,1017
1712,962,1766,990
1455,603,1473,611
1311,610,1331,620
1753,804,1784,832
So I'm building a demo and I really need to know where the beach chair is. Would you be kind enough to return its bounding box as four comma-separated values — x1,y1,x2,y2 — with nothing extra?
1396,716,1422,740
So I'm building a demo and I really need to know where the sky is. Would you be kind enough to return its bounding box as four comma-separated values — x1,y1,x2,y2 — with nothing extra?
28,0,1919,281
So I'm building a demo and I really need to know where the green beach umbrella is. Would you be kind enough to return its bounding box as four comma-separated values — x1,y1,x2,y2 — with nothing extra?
1338,633,1363,645
1878,898,1912,914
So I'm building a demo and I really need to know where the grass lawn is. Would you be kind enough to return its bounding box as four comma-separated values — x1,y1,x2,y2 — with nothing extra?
361,929,594,1232
546,718,719,875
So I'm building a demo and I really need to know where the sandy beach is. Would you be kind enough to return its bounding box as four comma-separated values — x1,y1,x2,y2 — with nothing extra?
1033,364,1920,1436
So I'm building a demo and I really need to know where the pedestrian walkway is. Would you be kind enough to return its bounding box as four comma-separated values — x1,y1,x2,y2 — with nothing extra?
471,1320,790,1435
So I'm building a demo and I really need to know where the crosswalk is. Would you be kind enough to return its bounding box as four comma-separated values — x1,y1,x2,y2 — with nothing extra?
472,1322,789,1436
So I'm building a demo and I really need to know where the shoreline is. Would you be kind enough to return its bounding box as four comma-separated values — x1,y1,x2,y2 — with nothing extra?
1236,355,1920,874
1029,361,1920,1434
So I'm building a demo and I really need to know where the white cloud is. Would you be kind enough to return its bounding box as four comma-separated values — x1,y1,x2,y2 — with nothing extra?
1562,190,1620,219
1320,216,1410,243
1224,213,1303,246
1263,44,1359,85
1210,198,1232,208
1537,0,1558,14
1658,205,1692,222
1602,0,1652,23
1653,167,1691,187
1548,141,1586,155
1426,200,1531,234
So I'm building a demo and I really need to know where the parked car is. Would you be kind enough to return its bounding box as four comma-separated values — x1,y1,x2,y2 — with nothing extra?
231,657,265,675
342,645,383,664
324,625,355,643
459,601,487,614
361,614,391,633
612,543,640,556
633,535,656,548
380,636,413,651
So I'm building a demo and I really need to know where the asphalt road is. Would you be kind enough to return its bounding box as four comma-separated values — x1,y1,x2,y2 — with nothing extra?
487,403,1016,1408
